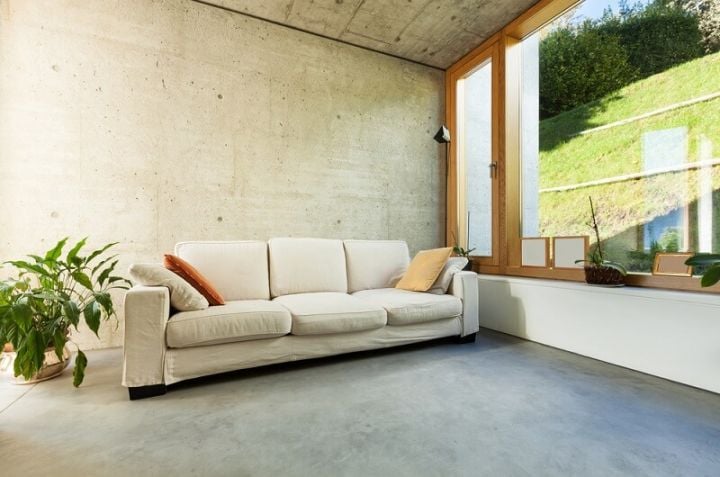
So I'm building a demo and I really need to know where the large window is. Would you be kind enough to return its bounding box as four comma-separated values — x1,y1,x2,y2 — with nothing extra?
446,0,720,291
447,44,499,266
519,0,720,274
457,60,494,256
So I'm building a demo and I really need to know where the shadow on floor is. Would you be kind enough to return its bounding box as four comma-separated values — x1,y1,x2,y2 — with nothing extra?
168,330,524,393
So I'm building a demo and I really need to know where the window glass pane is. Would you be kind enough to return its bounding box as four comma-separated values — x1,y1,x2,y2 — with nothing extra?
458,61,493,256
521,0,720,272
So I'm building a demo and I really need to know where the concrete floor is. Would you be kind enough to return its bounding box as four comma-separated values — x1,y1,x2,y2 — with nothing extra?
1,330,719,477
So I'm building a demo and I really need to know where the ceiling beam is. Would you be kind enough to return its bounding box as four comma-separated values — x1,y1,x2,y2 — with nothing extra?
189,0,445,71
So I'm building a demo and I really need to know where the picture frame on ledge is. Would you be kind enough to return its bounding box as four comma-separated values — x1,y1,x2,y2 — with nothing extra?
652,252,694,277
552,236,589,270
521,237,550,268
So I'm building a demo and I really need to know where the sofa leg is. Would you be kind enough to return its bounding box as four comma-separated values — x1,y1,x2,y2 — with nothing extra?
128,384,167,400
456,333,477,344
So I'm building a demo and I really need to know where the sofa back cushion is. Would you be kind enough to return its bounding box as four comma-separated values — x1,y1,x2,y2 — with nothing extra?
269,238,347,297
174,241,270,300
343,240,410,293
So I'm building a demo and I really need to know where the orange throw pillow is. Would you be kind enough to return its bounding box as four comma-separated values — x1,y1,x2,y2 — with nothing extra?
163,254,225,306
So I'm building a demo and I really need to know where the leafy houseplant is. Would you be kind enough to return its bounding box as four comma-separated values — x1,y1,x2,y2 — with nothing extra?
685,254,720,287
452,245,476,259
450,232,475,271
575,197,628,286
0,238,130,386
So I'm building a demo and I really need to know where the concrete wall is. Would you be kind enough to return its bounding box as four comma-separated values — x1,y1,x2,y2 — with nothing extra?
476,275,720,394
0,0,445,349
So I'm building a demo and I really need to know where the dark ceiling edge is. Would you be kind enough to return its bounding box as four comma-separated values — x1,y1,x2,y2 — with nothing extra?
189,0,445,72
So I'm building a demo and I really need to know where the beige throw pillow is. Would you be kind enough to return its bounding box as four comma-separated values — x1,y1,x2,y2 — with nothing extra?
395,247,453,292
428,257,469,295
128,264,209,311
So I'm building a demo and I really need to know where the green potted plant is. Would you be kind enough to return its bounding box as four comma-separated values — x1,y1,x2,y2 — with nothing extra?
450,232,475,271
575,197,627,286
685,254,720,287
0,238,130,386
452,245,475,271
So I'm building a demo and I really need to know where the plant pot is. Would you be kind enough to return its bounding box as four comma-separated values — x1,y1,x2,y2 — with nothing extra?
584,266,625,287
1,345,71,385
462,261,472,271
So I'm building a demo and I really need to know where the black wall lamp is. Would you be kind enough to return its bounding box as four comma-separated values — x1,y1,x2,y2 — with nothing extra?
434,125,451,245
433,125,450,178
433,125,450,144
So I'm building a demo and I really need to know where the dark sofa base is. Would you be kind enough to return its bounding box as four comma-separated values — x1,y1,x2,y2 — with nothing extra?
128,384,167,400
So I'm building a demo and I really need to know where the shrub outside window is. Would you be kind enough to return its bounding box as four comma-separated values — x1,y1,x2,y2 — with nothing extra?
519,0,720,274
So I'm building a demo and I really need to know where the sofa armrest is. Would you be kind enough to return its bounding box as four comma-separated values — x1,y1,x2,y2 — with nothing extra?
449,271,479,336
122,286,170,387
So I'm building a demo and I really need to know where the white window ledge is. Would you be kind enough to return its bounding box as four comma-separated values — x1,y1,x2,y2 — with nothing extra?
476,274,720,394
477,274,720,307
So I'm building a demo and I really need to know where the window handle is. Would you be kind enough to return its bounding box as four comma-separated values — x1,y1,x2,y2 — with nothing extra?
489,161,498,178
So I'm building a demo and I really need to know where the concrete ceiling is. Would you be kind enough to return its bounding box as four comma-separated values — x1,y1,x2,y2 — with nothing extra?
202,0,539,69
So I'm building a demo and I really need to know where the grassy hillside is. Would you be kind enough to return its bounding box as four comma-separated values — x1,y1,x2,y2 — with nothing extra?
538,52,720,244
540,52,720,189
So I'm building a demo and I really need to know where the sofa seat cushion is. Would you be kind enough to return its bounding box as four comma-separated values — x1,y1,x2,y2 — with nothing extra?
352,288,462,326
273,292,387,336
166,300,291,348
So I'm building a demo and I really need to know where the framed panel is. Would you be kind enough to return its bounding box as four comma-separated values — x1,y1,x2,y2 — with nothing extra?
446,42,501,267
652,253,694,277
521,237,549,268
553,236,589,269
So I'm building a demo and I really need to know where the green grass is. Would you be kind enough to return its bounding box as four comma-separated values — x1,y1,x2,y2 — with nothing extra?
540,51,720,153
540,100,720,188
538,52,720,245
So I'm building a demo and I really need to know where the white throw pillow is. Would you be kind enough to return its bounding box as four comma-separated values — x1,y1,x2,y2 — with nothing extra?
128,264,209,311
427,257,468,295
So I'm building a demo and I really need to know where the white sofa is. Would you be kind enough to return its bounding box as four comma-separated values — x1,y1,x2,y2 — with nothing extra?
122,238,479,399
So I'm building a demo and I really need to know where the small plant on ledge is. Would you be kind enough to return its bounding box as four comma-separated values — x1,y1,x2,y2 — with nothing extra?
685,254,720,287
452,245,476,259
0,238,131,386
450,230,475,259
575,197,627,286
450,232,475,271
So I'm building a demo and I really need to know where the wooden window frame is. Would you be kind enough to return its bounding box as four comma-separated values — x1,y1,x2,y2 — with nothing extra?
445,0,718,293
446,42,501,268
